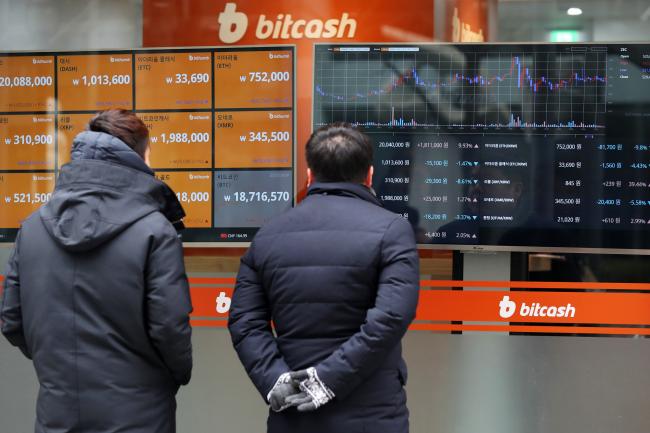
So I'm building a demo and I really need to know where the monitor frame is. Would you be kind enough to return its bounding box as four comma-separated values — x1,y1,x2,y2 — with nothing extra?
312,42,650,255
0,44,298,248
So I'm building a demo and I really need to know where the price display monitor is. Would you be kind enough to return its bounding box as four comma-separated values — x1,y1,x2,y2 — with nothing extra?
0,46,295,243
313,44,650,253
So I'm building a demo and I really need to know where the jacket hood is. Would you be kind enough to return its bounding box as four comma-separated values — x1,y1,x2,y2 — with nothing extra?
70,130,153,173
307,182,383,207
39,131,185,252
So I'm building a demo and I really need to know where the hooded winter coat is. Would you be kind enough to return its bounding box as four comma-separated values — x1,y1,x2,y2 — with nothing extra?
228,182,420,433
1,131,193,433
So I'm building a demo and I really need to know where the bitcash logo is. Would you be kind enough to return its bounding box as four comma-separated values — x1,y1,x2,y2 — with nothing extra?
217,2,357,43
218,3,249,43
498,296,516,319
498,295,576,319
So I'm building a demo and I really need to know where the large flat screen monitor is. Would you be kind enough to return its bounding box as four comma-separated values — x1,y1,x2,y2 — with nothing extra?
313,43,650,254
0,46,295,244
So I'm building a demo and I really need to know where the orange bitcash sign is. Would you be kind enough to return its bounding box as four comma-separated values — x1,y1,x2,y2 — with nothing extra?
0,47,295,243
181,278,650,337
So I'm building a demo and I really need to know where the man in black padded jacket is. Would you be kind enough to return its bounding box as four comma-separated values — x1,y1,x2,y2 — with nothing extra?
228,123,420,433
1,109,192,433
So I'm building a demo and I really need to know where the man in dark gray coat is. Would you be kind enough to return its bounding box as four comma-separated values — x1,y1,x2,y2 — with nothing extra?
228,123,420,433
1,109,193,433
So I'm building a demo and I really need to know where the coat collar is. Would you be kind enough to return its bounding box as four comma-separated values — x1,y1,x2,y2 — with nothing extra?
306,182,383,207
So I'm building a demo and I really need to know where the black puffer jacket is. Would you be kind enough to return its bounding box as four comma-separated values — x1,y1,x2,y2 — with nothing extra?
229,182,419,433
1,131,192,433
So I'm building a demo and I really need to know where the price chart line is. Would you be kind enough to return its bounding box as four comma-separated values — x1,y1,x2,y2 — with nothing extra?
315,57,606,99
314,49,608,129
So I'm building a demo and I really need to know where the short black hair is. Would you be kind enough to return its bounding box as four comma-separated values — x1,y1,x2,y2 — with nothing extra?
306,122,373,183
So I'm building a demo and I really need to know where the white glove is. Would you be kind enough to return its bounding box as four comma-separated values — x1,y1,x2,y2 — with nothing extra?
267,372,301,412
284,367,335,412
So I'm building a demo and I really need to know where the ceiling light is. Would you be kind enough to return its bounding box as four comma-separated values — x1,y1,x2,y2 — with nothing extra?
567,7,583,16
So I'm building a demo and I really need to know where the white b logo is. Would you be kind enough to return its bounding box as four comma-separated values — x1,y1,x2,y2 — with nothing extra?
498,295,516,319
216,292,232,314
218,3,248,43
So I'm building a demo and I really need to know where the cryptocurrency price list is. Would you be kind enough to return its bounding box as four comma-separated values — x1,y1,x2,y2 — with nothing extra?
314,44,650,251
0,46,295,243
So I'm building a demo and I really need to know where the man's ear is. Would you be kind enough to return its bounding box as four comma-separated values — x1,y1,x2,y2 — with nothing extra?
144,145,151,167
364,166,374,188
306,168,313,187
